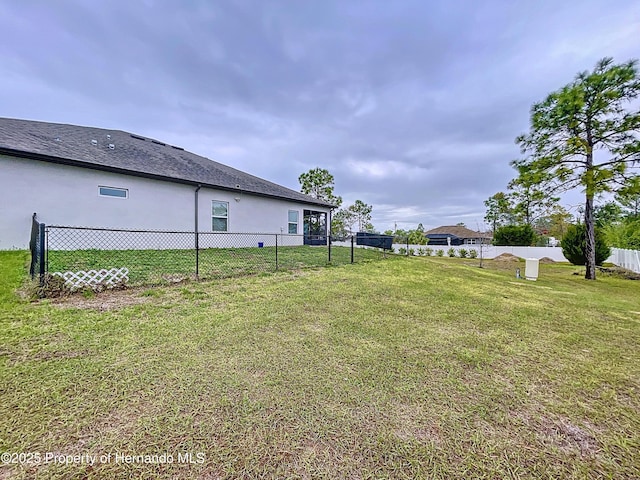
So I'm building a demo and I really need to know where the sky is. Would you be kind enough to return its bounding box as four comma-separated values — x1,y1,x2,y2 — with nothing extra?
1,1,639,232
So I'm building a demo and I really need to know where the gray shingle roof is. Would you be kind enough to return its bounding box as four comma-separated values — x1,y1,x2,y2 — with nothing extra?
0,117,334,208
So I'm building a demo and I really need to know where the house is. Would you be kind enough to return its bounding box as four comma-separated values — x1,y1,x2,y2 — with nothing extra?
424,225,492,246
0,118,334,249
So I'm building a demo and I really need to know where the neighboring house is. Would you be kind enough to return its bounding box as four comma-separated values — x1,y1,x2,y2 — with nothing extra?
424,226,492,246
0,118,334,249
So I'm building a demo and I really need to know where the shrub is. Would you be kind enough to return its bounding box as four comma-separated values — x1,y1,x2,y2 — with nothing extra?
425,248,433,256
447,248,456,257
417,247,425,256
605,217,640,249
535,235,549,247
469,249,478,259
408,248,415,256
458,248,468,258
561,224,611,266
398,247,407,255
493,224,536,246
436,249,444,257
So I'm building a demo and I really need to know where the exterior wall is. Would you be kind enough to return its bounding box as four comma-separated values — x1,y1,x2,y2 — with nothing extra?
0,155,329,249
196,189,311,237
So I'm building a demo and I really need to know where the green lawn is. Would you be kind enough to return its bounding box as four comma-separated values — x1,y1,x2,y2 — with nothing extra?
1,252,639,479
46,245,382,286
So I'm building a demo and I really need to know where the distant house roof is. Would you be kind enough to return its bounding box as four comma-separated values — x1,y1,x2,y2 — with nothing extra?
425,225,492,239
0,117,334,208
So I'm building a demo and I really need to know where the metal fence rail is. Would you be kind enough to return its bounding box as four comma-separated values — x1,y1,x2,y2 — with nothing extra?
30,224,396,289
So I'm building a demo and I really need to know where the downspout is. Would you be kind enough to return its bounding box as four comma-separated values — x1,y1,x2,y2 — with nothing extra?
195,185,201,278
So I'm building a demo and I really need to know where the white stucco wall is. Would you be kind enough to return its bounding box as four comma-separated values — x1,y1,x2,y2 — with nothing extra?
0,155,329,249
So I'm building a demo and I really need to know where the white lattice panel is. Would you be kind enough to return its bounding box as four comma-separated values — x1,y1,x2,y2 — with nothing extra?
52,267,129,290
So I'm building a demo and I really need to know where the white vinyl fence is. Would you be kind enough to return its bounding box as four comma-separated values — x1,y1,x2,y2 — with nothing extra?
342,241,640,273
609,248,640,273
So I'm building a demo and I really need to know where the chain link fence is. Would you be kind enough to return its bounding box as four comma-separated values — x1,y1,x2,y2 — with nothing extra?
30,224,396,290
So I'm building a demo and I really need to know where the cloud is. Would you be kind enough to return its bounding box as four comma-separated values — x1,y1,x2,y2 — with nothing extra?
1,0,638,231
345,158,431,180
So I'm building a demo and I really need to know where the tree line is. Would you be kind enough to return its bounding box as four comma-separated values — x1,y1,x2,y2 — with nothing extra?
487,57,639,279
297,58,639,280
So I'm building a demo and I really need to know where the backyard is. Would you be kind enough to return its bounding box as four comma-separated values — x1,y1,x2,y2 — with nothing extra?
45,245,381,285
0,251,639,479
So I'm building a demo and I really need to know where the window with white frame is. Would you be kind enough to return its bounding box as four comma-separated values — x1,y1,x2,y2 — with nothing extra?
288,210,299,234
465,238,477,245
212,200,228,231
99,186,128,198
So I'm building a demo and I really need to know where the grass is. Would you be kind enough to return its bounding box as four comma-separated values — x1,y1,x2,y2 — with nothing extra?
1,253,639,478
46,245,383,286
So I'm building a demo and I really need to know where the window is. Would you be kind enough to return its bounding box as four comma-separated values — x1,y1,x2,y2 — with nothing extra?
212,201,228,231
288,210,299,234
99,186,128,198
465,238,477,245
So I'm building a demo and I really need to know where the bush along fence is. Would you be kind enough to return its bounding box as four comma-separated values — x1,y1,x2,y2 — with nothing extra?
29,220,395,292
365,240,640,272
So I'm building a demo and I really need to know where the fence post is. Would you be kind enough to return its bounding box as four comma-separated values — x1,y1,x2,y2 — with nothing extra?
29,213,38,278
195,232,199,279
38,223,46,286
406,237,409,256
351,235,354,264
328,210,332,264
275,234,278,270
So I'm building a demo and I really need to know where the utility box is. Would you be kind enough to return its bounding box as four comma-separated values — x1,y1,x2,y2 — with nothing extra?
525,258,539,281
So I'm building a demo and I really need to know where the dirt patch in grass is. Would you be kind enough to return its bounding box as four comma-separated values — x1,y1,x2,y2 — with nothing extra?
75,407,144,452
390,403,442,444
539,257,556,264
494,253,521,262
1,332,93,366
0,466,17,480
516,411,600,457
540,417,600,456
597,266,640,280
48,288,153,311
30,349,91,363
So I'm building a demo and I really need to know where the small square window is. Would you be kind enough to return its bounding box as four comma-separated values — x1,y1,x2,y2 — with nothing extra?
99,186,128,198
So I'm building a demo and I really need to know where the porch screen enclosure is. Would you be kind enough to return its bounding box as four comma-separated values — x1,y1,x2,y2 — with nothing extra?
303,209,327,245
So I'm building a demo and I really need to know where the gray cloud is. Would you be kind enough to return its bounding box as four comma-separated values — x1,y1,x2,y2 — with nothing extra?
1,0,638,231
